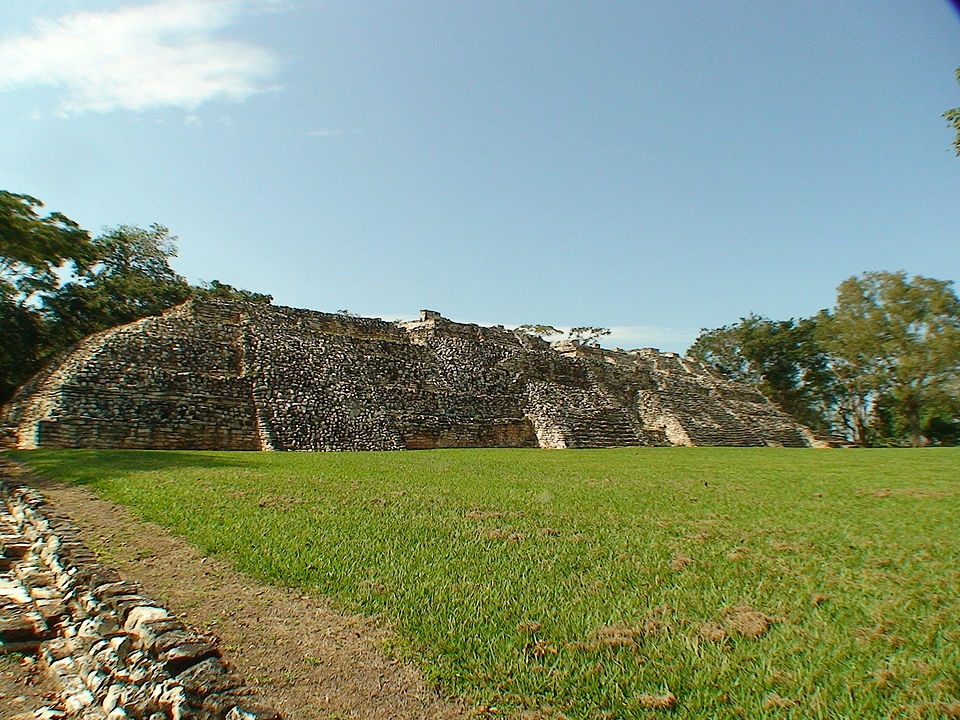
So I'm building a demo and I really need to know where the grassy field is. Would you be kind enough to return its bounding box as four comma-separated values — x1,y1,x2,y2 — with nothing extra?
8,447,960,719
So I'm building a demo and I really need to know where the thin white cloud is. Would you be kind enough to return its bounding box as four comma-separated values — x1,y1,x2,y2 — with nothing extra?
605,326,700,354
0,0,280,115
306,127,361,137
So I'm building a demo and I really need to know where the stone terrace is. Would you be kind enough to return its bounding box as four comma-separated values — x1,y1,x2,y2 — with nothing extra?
2,301,816,451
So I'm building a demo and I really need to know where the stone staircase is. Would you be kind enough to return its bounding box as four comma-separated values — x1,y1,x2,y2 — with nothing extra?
652,386,767,447
561,408,647,448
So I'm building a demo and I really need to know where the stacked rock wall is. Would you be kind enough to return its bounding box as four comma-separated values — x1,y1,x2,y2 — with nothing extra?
0,464,279,719
1,300,815,451
5,303,259,451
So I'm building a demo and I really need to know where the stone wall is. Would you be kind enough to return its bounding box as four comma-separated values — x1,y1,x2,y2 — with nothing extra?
1,300,815,450
4,303,259,451
0,462,279,719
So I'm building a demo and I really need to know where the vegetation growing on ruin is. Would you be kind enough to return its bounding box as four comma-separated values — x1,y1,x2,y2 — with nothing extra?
0,191,271,403
11,447,960,719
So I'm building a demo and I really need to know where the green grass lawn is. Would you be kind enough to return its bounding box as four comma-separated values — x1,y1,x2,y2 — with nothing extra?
8,447,960,719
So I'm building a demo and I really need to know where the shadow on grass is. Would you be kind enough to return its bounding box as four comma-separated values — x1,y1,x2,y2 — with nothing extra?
4,449,259,486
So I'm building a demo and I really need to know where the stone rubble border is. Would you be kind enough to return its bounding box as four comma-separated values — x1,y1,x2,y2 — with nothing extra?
0,466,281,720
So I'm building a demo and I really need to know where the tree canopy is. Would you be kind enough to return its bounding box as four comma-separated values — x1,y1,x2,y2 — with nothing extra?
567,326,611,346
688,314,834,430
689,272,960,446
944,68,960,155
817,271,960,446
0,191,93,305
515,325,612,346
44,224,193,345
516,324,562,339
0,190,271,404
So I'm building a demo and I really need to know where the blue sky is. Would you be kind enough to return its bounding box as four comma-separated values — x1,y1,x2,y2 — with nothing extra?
2,1,958,353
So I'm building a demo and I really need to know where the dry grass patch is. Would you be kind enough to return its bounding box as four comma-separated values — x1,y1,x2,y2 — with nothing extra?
525,639,560,658
697,606,775,642
763,692,799,709
696,622,729,643
255,494,305,509
724,605,774,639
636,693,677,710
726,546,750,561
466,509,505,519
517,621,543,635
568,624,647,651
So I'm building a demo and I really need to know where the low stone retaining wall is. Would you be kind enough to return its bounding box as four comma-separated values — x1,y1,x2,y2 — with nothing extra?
0,472,280,719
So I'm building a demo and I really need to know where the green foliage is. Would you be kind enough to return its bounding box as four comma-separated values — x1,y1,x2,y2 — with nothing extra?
924,415,960,445
0,190,271,403
818,271,960,447
0,191,93,305
567,326,611,345
944,68,960,155
515,324,562,339
13,447,960,719
515,325,611,345
43,224,193,346
0,302,46,401
689,314,834,429
691,272,960,446
192,280,272,305
0,192,93,402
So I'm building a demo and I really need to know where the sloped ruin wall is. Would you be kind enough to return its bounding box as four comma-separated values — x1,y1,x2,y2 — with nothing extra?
1,300,816,451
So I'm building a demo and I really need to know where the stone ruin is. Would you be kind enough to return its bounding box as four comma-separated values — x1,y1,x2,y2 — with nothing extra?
0,462,280,719
1,299,817,451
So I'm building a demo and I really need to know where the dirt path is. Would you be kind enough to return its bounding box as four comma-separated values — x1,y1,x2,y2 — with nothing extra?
5,467,467,720
0,653,61,719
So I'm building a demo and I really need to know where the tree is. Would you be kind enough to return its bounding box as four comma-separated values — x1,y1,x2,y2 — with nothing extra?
687,322,752,382
516,324,561,339
691,273,960,446
944,68,960,155
193,280,272,304
0,302,46,401
817,272,960,446
567,326,611,345
44,224,193,345
0,191,94,402
0,191,94,305
688,314,835,429
0,190,274,404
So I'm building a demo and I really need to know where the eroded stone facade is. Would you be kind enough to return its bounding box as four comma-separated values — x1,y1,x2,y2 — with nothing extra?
1,300,815,450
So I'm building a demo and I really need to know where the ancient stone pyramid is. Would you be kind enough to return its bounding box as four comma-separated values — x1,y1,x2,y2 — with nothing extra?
1,300,816,450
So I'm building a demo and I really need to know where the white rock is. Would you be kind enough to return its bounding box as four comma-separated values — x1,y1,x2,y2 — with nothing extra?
48,656,78,678
0,578,32,603
102,684,122,712
63,688,95,713
123,605,169,632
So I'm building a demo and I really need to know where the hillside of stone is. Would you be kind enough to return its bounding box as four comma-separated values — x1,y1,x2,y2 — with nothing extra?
1,300,815,450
